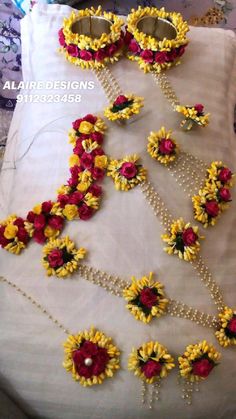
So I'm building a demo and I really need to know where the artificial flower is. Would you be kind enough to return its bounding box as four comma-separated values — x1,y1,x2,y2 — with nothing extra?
104,94,144,121
215,306,236,347
107,154,147,191
0,215,30,254
147,127,178,165
176,104,210,130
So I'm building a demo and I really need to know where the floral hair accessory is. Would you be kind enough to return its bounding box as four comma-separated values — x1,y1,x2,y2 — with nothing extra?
126,7,189,73
0,215,30,254
161,218,203,262
178,340,221,405
104,94,144,121
215,306,236,347
107,154,147,191
25,201,65,244
175,104,210,130
42,236,86,278
63,327,120,386
192,161,234,228
128,340,175,408
59,7,124,70
147,127,179,165
123,272,169,323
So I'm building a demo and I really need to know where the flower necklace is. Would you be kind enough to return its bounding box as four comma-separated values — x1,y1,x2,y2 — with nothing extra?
147,126,234,228
58,6,143,123
125,7,210,130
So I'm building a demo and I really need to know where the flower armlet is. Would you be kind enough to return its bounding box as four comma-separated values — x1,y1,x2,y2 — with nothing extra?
0,215,30,254
176,104,210,130
104,94,144,121
107,154,147,191
161,218,203,262
147,127,179,165
123,272,169,323
42,236,86,278
63,327,120,386
59,7,124,70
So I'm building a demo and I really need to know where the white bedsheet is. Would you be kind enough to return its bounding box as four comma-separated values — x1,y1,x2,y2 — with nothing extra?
0,4,236,419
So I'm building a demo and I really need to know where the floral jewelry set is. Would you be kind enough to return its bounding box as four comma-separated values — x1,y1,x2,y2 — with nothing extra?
0,5,235,410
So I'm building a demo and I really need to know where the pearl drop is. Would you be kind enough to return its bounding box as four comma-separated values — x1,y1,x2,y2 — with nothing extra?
84,358,93,367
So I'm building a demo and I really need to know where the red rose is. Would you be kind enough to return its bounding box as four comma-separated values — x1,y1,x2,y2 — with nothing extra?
128,39,141,54
141,360,162,378
48,249,64,268
88,184,102,197
67,44,79,57
70,165,82,177
205,200,220,217
90,131,103,144
120,162,137,179
159,138,175,155
155,51,168,63
106,43,117,57
72,118,83,131
17,227,29,244
80,152,94,170
91,167,105,180
0,227,10,247
94,49,107,61
83,114,97,124
33,229,46,244
93,148,104,156
13,217,25,228
58,28,66,47
177,45,186,57
48,215,64,230
192,358,214,378
219,187,231,202
114,95,128,106
116,38,124,49
182,227,197,246
79,50,93,61
92,348,109,376
68,191,84,205
27,211,36,223
78,204,93,220
42,201,53,214
57,194,69,208
34,214,46,230
68,176,78,187
166,49,178,62
194,104,204,114
140,49,154,63
124,29,133,45
73,142,85,156
140,287,157,308
73,341,109,378
218,167,232,183
228,317,236,334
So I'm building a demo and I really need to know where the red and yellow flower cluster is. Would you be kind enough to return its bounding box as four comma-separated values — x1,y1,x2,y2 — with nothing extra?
0,114,107,254
192,161,234,228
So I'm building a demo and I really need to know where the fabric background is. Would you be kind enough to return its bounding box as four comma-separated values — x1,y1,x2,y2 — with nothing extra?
0,3,236,418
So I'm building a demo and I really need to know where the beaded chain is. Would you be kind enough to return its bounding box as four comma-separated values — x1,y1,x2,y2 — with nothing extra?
93,67,123,103
151,71,180,111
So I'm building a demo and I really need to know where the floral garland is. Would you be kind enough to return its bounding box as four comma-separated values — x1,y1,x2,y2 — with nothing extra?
63,327,120,386
175,104,210,130
104,94,144,121
128,341,175,384
42,236,87,278
0,114,107,254
107,154,147,191
192,161,233,228
161,218,203,262
125,7,189,73
215,306,236,347
178,340,221,382
147,127,179,165
123,273,169,323
59,7,124,69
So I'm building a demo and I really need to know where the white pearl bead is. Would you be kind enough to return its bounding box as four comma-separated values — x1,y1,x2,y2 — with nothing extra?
84,358,93,367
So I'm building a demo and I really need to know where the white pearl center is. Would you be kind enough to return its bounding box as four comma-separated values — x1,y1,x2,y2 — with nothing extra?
84,357,93,367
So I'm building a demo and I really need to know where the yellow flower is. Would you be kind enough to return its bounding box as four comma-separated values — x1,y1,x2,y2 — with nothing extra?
44,226,58,239
63,204,78,221
42,236,87,278
215,306,236,347
123,272,169,323
33,204,42,215
128,341,175,384
84,192,100,209
63,326,120,385
147,127,179,165
79,121,94,135
161,218,203,262
176,105,210,130
94,155,108,169
107,154,147,191
4,224,18,239
104,94,144,121
69,154,80,167
178,340,221,382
